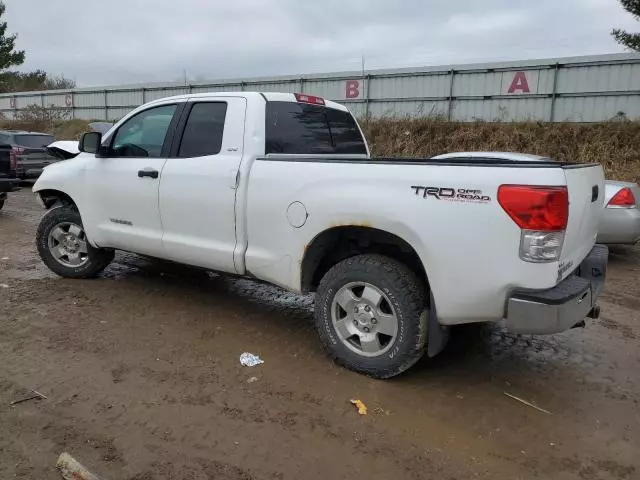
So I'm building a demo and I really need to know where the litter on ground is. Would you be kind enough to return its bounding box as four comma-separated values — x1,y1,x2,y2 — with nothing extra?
350,399,368,415
240,352,264,367
57,452,103,480
504,392,552,415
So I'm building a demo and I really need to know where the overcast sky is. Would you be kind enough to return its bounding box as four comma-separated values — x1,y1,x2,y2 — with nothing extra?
4,0,638,87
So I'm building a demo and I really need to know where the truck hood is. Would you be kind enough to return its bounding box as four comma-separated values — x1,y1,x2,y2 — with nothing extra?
46,141,80,160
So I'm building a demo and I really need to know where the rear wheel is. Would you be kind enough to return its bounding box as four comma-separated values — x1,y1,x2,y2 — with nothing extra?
36,206,114,278
314,254,428,379
0,195,5,211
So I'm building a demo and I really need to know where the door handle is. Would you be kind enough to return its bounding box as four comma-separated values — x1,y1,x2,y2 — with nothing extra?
138,169,159,179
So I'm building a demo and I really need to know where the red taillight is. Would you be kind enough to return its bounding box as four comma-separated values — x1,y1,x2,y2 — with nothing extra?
607,187,635,208
9,146,23,171
498,185,569,231
294,93,325,106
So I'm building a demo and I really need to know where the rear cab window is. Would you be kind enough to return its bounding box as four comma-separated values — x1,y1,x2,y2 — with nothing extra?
15,135,55,148
266,101,367,155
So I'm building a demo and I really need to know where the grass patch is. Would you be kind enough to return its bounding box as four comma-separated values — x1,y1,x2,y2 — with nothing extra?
362,118,640,183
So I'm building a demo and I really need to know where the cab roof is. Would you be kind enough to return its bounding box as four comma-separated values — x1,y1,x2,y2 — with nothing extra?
148,92,349,112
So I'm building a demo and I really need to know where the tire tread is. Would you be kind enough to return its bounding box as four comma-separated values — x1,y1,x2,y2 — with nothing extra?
315,254,428,379
36,206,114,278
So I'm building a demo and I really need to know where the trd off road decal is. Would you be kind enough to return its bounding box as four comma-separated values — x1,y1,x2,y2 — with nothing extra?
411,186,491,204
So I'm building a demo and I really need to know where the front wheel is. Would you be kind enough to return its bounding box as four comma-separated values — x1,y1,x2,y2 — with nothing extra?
314,254,428,379
36,206,114,278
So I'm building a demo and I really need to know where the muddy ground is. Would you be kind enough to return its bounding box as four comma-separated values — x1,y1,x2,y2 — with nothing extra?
1,188,639,480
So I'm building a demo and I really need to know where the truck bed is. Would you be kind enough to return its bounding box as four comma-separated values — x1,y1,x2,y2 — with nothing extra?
245,154,604,325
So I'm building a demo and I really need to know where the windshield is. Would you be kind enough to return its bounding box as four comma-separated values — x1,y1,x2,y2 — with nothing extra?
15,134,55,148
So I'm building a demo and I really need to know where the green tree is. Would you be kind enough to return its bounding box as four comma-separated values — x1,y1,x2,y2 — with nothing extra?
613,0,640,52
0,1,25,70
0,70,76,93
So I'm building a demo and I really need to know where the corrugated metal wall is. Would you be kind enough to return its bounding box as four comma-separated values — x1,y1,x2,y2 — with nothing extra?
1,53,638,122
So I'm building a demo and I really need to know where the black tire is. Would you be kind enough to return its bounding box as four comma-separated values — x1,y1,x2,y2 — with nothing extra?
314,254,428,379
0,198,4,211
36,206,114,278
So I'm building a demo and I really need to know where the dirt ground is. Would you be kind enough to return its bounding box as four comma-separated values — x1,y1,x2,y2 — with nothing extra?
1,188,639,480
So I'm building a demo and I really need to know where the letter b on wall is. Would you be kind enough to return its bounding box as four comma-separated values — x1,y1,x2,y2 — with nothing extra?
346,80,360,99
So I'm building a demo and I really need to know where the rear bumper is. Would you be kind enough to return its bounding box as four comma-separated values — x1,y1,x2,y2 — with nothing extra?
596,207,640,245
0,178,18,193
505,245,608,335
16,163,46,179
17,157,59,179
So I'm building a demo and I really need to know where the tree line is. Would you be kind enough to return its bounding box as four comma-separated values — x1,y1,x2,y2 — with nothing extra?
0,1,75,93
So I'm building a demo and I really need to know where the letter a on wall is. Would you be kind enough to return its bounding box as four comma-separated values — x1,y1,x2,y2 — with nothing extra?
507,71,532,94
508,72,530,93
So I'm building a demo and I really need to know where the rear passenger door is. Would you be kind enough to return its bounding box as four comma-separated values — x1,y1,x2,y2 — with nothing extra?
159,97,246,273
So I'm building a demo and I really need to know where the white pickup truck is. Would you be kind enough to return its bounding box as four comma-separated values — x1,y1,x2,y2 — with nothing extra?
33,92,608,378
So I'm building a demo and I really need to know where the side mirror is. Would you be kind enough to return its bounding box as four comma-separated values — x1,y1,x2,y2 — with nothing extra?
79,132,102,154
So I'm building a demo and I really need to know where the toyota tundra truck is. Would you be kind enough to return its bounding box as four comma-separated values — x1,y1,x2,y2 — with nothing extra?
32,92,608,378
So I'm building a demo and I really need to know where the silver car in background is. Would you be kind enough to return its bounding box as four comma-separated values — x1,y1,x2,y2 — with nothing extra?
597,181,640,245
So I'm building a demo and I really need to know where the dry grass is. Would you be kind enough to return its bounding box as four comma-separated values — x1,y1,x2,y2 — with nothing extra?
2,116,639,183
362,118,640,183
50,119,92,140
1,106,91,142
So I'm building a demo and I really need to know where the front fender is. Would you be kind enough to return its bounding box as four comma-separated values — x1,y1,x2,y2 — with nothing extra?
32,154,98,245
33,158,81,201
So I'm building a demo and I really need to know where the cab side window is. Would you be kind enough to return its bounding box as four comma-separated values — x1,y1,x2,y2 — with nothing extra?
178,102,228,158
110,104,177,158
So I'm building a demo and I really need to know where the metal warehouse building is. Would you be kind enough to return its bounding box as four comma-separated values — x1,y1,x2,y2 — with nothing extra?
1,53,639,122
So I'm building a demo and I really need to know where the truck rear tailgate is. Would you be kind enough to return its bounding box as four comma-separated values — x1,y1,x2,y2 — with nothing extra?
559,164,605,281
0,144,12,177
18,148,59,176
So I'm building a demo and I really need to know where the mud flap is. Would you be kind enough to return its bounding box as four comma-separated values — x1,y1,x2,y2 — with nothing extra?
427,291,450,357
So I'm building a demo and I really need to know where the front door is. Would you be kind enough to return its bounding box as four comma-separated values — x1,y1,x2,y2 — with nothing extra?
159,97,246,273
82,102,182,257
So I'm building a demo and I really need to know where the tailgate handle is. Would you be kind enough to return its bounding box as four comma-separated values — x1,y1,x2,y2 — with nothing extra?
591,186,599,203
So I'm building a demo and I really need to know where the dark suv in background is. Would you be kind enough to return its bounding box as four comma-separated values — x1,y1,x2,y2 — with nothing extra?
0,143,18,210
0,130,57,179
